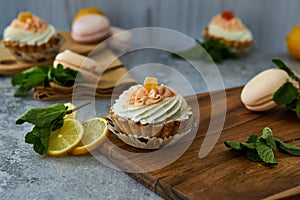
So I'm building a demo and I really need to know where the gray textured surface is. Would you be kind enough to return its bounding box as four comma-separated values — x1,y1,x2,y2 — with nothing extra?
1,0,300,53
1,50,300,200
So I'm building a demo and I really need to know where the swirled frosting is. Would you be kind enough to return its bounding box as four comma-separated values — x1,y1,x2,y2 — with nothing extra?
112,85,192,124
207,12,253,42
3,13,57,45
129,85,176,106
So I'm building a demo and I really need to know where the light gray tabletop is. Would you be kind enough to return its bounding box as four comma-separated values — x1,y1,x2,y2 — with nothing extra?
1,50,299,200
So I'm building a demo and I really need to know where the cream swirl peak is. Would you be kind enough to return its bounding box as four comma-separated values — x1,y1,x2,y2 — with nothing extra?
129,85,176,106
112,84,192,124
3,12,57,45
11,12,48,33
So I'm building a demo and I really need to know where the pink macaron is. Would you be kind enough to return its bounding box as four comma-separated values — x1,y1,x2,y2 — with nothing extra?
71,14,110,43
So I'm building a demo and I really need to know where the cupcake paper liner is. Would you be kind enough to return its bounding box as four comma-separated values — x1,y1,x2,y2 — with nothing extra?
110,109,192,139
107,116,192,149
203,27,253,54
2,33,65,62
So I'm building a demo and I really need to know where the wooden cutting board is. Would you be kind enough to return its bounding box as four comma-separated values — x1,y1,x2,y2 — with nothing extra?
0,31,105,75
98,87,300,200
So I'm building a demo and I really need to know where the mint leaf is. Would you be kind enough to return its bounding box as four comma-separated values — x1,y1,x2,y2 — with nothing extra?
241,142,256,149
272,59,300,82
12,66,49,96
224,141,243,150
275,138,300,156
17,103,67,154
11,65,84,96
286,99,298,110
16,103,67,127
224,127,300,165
246,150,262,162
25,126,50,154
14,73,47,96
246,135,259,143
261,127,277,150
296,101,300,118
11,66,49,85
48,64,84,86
255,138,277,165
273,82,298,105
172,44,206,60
172,39,238,63
200,39,238,63
17,101,90,155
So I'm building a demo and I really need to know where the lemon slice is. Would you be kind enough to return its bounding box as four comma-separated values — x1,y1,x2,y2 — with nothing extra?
70,117,108,155
47,118,84,156
64,102,77,119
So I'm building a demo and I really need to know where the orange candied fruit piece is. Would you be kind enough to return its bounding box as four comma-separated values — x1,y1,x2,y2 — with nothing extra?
18,12,33,22
143,77,158,91
221,11,235,20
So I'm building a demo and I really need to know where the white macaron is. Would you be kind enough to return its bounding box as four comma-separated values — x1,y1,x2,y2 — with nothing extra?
241,68,290,111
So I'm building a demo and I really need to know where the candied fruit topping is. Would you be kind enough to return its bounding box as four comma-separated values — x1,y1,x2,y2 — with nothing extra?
221,11,235,20
18,12,33,22
143,77,158,91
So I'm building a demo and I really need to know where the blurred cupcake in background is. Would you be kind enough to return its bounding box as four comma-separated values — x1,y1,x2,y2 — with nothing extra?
2,12,64,62
203,11,253,53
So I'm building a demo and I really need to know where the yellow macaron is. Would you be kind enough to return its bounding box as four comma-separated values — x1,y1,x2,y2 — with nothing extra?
73,7,104,22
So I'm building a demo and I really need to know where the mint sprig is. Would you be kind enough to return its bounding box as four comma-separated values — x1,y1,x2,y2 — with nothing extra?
17,103,68,154
11,64,84,96
172,39,238,63
224,127,300,165
272,59,300,118
272,59,300,83
16,101,90,155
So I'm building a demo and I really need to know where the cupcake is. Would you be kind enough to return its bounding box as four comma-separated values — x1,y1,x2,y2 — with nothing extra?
2,12,64,62
203,11,253,52
109,77,193,149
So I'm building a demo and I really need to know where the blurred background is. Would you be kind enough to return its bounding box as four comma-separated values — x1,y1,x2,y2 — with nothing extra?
1,0,300,53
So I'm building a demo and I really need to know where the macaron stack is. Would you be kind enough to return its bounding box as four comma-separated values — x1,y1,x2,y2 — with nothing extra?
241,69,290,111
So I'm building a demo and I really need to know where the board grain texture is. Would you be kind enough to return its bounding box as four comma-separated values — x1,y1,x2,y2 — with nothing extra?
98,87,300,200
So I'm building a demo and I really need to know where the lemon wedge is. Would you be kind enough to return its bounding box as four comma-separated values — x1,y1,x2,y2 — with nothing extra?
47,118,84,156
64,102,77,119
70,117,108,155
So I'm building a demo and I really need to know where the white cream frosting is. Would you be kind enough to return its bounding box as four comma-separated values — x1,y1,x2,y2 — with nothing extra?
3,25,57,45
112,86,192,124
207,24,253,42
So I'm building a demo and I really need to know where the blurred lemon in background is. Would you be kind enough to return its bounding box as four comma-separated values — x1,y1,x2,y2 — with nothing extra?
286,25,300,59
